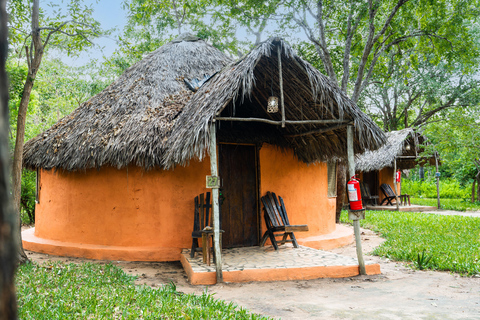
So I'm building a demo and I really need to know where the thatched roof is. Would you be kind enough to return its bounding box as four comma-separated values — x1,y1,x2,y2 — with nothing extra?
355,128,437,172
163,37,386,168
24,36,387,172
23,34,232,171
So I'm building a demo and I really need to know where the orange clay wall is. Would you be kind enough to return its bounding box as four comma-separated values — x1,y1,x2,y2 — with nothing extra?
259,144,336,237
26,144,336,262
32,160,210,261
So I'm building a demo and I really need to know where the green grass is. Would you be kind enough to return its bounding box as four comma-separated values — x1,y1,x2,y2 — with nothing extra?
410,197,480,212
341,210,480,276
16,262,271,319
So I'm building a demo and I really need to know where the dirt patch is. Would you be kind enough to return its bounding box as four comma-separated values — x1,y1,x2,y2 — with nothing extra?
23,226,480,320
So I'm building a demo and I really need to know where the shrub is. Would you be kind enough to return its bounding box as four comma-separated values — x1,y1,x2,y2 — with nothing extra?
20,169,36,225
402,178,470,199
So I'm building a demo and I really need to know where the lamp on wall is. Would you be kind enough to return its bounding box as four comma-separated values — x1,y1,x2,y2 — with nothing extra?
267,96,279,113
267,64,279,113
406,144,411,151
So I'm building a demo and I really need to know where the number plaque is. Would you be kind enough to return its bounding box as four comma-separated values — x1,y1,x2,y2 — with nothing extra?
206,176,220,188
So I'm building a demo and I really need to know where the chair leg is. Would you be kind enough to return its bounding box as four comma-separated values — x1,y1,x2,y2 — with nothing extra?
260,231,269,247
202,233,209,265
280,233,288,245
289,232,299,248
268,231,279,250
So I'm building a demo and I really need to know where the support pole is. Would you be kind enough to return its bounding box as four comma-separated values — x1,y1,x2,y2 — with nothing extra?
209,122,223,283
393,158,400,211
277,46,285,128
347,125,366,275
435,153,441,209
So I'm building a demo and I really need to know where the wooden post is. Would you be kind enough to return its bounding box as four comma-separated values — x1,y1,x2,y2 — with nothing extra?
347,125,366,275
435,153,441,209
277,46,285,128
209,122,223,282
393,158,400,211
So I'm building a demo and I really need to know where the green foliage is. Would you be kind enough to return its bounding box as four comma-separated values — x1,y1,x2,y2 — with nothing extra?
7,57,109,218
410,198,480,212
415,250,433,270
20,169,36,225
8,0,104,56
16,262,271,319
402,178,471,199
340,210,480,276
424,110,480,185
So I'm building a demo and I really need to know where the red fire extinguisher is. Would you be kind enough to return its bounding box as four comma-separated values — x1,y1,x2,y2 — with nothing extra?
396,170,401,183
347,175,363,210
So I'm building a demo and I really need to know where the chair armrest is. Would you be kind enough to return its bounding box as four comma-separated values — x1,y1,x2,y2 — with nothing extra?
285,225,308,232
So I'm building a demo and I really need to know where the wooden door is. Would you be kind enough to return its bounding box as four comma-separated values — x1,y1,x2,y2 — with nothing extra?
363,171,379,196
219,144,259,248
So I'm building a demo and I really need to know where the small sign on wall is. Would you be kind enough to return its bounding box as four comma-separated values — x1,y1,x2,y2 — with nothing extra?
206,176,220,188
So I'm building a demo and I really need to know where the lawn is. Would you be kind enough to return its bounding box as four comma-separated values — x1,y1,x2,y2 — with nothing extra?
16,262,271,319
410,197,480,212
341,210,480,276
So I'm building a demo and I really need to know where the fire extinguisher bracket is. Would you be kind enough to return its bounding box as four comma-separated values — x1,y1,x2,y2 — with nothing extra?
348,208,365,221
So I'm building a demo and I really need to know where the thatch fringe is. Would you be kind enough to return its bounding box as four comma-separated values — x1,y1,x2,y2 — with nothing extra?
23,34,232,171
163,37,386,168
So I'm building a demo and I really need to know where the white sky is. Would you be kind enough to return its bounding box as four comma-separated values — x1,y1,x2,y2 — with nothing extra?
45,0,128,66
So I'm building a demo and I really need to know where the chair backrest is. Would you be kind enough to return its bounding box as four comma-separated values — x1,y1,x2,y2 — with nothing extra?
193,192,211,232
380,184,395,197
359,182,370,198
261,191,289,228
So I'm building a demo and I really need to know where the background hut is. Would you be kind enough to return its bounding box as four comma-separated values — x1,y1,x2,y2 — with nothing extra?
22,35,386,262
355,128,438,204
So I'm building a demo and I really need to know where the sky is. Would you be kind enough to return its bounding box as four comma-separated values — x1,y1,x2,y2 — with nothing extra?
45,0,303,67
46,0,128,66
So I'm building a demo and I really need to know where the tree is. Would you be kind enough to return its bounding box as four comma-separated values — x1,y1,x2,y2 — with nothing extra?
425,109,480,201
281,0,479,101
8,0,102,262
105,0,240,76
0,0,19,317
361,51,480,131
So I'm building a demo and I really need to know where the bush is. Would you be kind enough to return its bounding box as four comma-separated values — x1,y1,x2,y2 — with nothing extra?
402,178,470,199
20,169,36,225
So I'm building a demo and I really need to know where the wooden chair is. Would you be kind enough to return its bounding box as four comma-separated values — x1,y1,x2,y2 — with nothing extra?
380,184,411,206
360,182,379,206
191,193,223,265
260,192,308,250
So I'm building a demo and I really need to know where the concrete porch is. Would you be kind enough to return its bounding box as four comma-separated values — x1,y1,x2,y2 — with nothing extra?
180,244,381,285
365,204,437,212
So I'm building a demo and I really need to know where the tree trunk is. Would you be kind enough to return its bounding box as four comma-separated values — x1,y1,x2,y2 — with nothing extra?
472,180,476,203
335,162,347,223
0,0,19,316
476,172,480,202
11,0,43,264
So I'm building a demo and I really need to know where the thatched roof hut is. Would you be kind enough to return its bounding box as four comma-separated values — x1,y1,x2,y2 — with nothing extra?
23,34,232,171
22,35,387,271
164,37,386,168
355,128,437,172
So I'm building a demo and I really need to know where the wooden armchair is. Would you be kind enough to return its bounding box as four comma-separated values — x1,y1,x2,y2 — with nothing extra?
360,182,379,206
260,192,308,250
191,193,223,265
380,184,411,206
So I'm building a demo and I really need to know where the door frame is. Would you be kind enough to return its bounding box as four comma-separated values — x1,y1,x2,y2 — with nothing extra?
218,142,261,246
